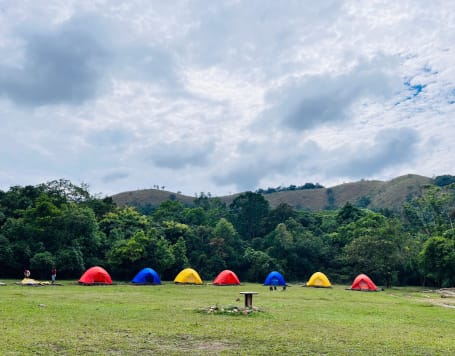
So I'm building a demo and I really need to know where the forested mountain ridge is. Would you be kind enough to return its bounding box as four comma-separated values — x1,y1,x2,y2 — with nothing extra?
111,174,433,212
1,176,455,287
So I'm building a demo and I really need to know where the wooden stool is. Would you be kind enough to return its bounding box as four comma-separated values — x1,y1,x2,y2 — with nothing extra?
240,292,258,308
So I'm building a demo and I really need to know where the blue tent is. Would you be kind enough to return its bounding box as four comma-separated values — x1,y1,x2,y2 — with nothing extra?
264,271,286,286
131,268,161,284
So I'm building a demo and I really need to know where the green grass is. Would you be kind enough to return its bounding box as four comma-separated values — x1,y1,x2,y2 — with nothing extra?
0,282,454,355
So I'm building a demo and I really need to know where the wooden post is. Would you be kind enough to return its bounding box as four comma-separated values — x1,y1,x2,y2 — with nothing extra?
240,292,258,308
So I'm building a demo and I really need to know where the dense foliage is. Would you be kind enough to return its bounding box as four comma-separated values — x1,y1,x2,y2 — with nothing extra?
1,179,454,287
255,182,324,194
434,174,455,187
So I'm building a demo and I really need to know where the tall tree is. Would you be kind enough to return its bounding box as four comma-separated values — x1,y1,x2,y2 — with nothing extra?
343,219,407,287
30,251,55,280
419,236,455,287
229,192,270,240
403,185,455,238
336,202,364,225
0,235,14,276
167,237,189,279
107,229,174,279
242,247,280,281
99,207,150,242
265,203,297,233
151,200,185,223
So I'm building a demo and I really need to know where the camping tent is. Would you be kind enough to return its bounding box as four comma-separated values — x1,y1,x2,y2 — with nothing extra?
131,268,161,285
349,274,379,291
174,268,203,284
306,272,331,288
78,266,112,285
213,270,240,285
264,271,287,286
18,278,49,286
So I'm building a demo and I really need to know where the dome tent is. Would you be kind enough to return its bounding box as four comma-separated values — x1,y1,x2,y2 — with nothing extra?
213,270,240,285
131,268,161,285
264,271,287,286
349,274,380,291
306,272,331,288
78,266,112,285
174,268,203,284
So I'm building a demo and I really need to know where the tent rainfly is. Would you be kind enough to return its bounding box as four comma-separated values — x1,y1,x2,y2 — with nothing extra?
131,268,161,285
306,272,332,288
213,270,240,285
19,278,49,286
174,268,203,284
263,271,287,286
78,266,112,285
349,274,380,291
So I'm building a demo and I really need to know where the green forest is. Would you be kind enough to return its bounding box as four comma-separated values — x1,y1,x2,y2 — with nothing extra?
1,179,454,287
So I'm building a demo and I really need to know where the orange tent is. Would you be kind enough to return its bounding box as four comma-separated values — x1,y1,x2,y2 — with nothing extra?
350,274,379,291
213,270,240,285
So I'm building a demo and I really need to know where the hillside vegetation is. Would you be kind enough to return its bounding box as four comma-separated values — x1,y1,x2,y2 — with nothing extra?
111,174,433,211
2,176,455,288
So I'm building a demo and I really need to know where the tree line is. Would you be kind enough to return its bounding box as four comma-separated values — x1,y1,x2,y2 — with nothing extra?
255,182,324,194
1,179,454,287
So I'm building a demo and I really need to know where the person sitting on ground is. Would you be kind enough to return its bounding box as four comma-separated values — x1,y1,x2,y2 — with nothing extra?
24,269,31,279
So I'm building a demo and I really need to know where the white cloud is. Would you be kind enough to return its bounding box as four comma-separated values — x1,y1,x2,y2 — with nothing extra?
257,55,402,132
0,0,455,196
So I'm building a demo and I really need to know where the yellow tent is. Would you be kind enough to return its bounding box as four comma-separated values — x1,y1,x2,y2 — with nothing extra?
19,278,50,286
174,268,203,284
306,272,331,288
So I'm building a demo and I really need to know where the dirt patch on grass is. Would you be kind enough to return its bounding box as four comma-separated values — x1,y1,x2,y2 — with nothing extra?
100,333,236,354
423,298,455,309
158,334,236,354
421,288,455,309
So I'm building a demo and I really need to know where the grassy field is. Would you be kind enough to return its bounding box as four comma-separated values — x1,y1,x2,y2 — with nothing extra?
0,281,454,355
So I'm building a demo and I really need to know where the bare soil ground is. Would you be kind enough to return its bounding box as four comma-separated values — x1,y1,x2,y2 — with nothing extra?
422,288,455,309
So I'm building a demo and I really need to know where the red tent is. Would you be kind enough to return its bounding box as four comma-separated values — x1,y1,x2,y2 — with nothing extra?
350,274,379,291
213,270,240,285
78,266,112,285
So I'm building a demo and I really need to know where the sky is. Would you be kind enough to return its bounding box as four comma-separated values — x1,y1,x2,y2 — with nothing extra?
1,1,454,197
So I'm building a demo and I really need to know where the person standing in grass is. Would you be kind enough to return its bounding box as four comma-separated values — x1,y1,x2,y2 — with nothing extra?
272,277,278,290
51,267,57,284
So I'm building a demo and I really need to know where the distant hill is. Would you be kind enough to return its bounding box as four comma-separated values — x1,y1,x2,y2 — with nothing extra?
111,189,196,208
111,174,434,212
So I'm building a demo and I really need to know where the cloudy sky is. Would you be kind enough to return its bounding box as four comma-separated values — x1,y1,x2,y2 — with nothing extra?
1,1,454,197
